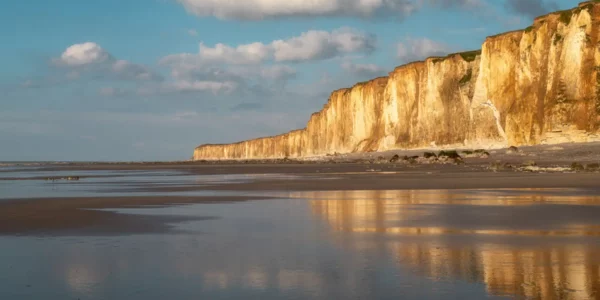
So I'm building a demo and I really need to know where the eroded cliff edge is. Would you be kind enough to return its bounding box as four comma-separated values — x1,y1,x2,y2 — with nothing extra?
195,2,600,160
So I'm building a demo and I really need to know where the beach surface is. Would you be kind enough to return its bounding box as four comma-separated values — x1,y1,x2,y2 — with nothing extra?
2,143,600,299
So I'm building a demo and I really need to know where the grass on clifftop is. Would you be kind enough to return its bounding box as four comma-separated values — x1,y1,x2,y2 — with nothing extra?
559,10,573,24
432,50,481,64
459,50,481,62
557,2,597,25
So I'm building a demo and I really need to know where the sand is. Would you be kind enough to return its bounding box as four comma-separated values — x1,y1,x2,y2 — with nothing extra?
0,196,267,236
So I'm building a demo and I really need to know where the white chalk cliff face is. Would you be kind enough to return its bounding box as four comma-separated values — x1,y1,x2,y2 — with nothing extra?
194,2,600,160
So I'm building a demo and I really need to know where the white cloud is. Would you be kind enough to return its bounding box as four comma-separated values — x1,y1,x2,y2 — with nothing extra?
197,42,271,65
53,42,162,82
112,60,162,81
341,61,386,77
259,65,297,81
158,28,372,95
188,29,198,36
158,64,296,95
426,0,483,9
396,38,450,63
161,28,375,66
57,42,111,66
271,28,375,62
177,0,418,20
169,80,238,94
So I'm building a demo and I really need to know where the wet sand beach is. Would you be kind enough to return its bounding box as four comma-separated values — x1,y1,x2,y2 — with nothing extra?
2,143,600,299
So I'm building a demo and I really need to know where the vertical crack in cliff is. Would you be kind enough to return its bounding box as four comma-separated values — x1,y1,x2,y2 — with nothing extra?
482,100,508,143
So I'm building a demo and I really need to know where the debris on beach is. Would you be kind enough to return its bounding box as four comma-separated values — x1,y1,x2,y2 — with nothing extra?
586,163,600,171
45,176,80,182
461,149,490,158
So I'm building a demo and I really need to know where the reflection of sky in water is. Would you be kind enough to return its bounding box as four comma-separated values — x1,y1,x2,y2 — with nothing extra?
1,167,600,299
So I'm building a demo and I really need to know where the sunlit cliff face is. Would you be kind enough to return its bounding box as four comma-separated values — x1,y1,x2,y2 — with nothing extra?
303,189,600,299
194,2,600,160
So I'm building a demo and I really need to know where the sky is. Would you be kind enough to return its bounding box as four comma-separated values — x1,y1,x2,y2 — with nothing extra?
0,0,576,161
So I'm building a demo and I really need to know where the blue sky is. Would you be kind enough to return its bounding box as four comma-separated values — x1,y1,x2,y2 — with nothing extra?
1,0,575,161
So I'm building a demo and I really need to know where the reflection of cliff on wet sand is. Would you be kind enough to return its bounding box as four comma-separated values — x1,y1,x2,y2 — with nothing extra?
304,189,600,299
387,241,600,300
302,190,600,235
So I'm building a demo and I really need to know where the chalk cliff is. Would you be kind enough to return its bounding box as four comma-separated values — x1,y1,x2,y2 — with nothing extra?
194,2,600,160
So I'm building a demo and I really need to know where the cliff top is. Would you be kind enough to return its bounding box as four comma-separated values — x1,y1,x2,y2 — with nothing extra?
389,49,481,74
327,76,389,96
486,2,598,41
196,128,308,149
534,1,597,23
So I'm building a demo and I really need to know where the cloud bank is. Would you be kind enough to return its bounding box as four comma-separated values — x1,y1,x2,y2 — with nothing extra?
160,28,373,94
177,0,418,20
162,28,376,66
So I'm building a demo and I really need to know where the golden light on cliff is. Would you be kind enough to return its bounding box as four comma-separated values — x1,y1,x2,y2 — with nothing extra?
194,2,600,160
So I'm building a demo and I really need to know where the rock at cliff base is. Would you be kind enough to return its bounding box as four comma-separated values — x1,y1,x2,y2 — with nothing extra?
462,150,490,158
488,161,503,171
370,156,390,164
571,162,585,171
489,161,515,171
400,155,418,164
389,154,400,163
423,152,437,159
586,163,600,171
438,150,461,159
474,149,490,158
506,146,520,154
453,157,465,165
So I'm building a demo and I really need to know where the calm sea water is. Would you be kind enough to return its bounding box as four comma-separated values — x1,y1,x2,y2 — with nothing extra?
1,166,600,299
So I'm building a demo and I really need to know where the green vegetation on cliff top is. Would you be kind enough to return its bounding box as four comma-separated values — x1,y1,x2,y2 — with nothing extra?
556,1,597,25
432,50,482,64
486,1,597,41
559,10,573,24
459,50,481,62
